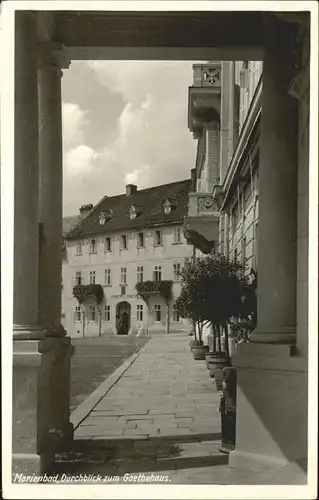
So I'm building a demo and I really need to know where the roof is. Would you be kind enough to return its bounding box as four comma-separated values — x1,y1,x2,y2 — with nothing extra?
63,215,81,236
65,178,192,240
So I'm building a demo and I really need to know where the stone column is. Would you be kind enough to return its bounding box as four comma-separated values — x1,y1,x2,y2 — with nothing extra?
13,12,44,340
251,15,298,344
230,15,307,472
12,19,74,474
37,43,70,334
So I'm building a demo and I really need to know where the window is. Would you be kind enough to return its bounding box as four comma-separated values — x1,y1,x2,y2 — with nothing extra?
154,304,162,322
89,270,96,284
120,267,127,284
154,230,162,246
75,271,82,285
129,206,137,220
104,237,111,252
104,305,111,322
89,238,97,254
120,285,126,296
254,222,258,269
89,305,97,322
99,212,106,225
241,237,246,264
163,199,171,215
173,227,181,244
231,205,239,236
137,304,144,322
154,265,162,281
173,263,181,280
76,240,82,255
75,306,81,322
104,268,111,286
172,303,180,322
121,235,127,250
137,266,144,283
138,232,144,248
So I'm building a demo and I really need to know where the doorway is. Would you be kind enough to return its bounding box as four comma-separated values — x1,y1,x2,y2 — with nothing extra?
116,301,131,335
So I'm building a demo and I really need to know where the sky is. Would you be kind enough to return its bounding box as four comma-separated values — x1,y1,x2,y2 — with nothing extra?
61,61,198,216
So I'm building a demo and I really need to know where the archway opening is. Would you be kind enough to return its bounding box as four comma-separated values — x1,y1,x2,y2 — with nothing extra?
116,301,131,335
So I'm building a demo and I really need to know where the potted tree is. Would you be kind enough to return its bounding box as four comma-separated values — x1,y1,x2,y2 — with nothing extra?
175,285,209,360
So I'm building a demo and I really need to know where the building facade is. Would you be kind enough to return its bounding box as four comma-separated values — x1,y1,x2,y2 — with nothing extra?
62,180,193,337
185,60,262,268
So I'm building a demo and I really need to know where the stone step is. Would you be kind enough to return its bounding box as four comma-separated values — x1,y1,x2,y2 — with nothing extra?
54,438,228,474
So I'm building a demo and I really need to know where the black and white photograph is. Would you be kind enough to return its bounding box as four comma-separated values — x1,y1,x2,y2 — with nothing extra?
0,1,318,498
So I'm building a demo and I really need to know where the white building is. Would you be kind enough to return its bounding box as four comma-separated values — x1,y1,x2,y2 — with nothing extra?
62,180,193,337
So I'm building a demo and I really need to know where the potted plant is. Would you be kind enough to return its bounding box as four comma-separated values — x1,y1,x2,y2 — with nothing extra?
175,284,209,361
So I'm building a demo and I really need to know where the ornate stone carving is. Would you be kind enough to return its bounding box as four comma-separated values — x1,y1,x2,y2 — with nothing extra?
203,67,221,86
197,196,219,213
184,229,214,255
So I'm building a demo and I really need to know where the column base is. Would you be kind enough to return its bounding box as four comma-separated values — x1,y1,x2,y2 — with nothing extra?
13,324,46,340
12,337,74,473
229,451,307,485
12,453,54,476
250,326,296,344
231,342,308,474
13,324,67,340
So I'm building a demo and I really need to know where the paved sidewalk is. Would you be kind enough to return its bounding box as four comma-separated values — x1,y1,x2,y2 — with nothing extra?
54,334,307,484
73,334,221,441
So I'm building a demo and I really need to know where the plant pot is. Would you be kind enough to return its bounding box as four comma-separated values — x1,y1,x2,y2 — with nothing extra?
192,344,209,360
205,351,218,371
189,339,197,350
214,357,231,391
207,351,228,378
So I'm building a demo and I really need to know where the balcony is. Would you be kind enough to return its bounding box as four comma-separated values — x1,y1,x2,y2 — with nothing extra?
135,280,172,304
184,192,220,254
188,63,222,137
73,284,104,304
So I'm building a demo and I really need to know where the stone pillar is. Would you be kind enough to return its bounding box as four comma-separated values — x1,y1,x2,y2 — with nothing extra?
37,43,70,334
230,15,308,473
251,15,298,344
202,121,220,192
12,16,74,474
13,11,44,340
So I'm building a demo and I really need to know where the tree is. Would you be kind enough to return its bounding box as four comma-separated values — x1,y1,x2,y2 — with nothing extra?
176,254,256,356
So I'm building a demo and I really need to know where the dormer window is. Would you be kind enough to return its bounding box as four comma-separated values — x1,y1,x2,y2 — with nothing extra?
129,205,137,220
101,208,114,224
163,199,172,215
99,212,106,225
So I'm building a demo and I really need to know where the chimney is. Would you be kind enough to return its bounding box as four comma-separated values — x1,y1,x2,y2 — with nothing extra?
126,184,137,196
191,168,197,191
79,204,93,218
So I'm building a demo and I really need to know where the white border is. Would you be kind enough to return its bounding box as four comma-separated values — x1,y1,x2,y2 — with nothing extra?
1,1,318,499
